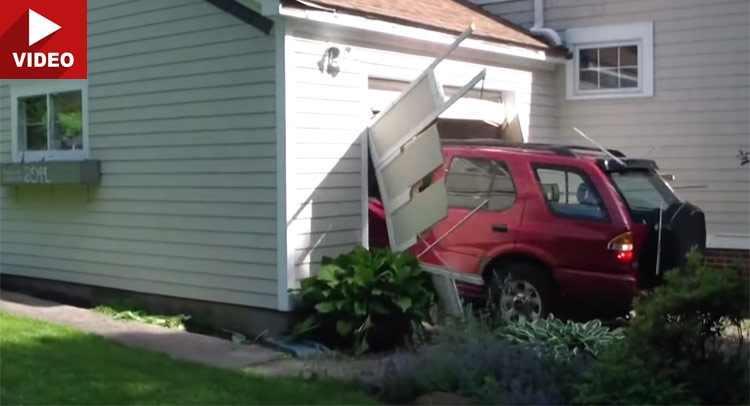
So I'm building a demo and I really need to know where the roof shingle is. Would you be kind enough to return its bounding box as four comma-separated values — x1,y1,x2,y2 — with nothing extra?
284,0,557,52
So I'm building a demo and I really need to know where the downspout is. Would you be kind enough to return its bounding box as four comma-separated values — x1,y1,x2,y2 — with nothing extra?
529,0,562,46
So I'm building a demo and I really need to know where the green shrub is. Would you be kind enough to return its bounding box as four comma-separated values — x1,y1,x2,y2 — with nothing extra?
627,251,750,405
573,251,750,405
497,317,624,360
291,246,435,354
573,342,699,405
628,252,748,362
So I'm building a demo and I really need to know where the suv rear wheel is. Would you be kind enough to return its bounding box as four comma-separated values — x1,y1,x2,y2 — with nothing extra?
486,261,555,322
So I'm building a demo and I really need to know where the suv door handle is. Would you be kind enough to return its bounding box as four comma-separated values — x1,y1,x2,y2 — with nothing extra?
492,224,509,233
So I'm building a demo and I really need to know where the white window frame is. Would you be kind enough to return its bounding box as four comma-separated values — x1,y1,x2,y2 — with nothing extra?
565,22,653,100
10,80,89,163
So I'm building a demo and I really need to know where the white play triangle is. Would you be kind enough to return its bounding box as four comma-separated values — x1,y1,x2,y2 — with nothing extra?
28,9,61,46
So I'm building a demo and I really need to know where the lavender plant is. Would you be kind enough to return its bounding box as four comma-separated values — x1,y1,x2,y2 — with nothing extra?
381,315,591,404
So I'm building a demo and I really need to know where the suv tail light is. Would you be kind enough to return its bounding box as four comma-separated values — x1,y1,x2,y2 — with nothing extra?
608,231,634,263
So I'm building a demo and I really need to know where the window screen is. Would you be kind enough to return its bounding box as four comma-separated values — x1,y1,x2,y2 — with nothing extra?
534,166,608,221
446,157,516,211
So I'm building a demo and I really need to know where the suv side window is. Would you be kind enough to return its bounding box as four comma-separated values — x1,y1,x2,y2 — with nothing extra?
533,166,609,222
446,157,516,211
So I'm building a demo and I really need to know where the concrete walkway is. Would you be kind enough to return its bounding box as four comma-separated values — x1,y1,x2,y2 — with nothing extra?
0,290,390,384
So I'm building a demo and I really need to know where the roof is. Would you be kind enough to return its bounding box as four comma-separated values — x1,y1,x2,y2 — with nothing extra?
283,0,563,54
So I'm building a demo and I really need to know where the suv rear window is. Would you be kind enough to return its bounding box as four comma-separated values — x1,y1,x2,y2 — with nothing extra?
533,166,608,222
609,170,679,211
446,157,516,211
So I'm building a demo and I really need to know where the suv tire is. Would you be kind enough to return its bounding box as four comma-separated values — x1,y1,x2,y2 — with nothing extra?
486,261,556,322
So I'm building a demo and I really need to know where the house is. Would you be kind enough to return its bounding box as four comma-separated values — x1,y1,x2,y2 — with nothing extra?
2,0,747,333
0,0,565,333
471,0,750,265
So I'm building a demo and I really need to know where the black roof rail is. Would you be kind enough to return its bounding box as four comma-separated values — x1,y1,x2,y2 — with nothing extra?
439,138,626,158
546,144,627,158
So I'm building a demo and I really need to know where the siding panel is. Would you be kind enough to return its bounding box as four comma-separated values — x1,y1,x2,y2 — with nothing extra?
0,0,280,308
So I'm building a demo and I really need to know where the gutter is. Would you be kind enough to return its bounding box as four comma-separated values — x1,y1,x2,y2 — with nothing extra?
283,0,567,58
530,0,562,46
280,3,566,67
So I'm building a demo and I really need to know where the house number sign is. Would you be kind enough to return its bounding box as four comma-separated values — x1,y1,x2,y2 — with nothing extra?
22,165,51,184
1,161,100,185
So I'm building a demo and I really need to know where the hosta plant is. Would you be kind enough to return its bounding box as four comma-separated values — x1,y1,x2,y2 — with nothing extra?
291,246,435,354
497,317,624,360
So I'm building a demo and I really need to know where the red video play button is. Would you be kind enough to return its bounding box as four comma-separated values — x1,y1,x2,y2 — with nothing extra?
0,0,87,79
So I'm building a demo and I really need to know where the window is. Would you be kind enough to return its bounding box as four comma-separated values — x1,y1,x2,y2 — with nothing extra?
579,46,638,90
565,23,653,100
446,157,516,211
10,80,88,162
534,166,608,222
609,170,679,211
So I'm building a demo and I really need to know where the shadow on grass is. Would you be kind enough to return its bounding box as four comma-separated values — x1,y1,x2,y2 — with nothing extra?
0,313,376,406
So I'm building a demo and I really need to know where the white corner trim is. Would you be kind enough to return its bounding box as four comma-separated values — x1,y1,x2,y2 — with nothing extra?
707,234,750,250
358,52,370,249
10,79,89,163
565,22,653,100
283,29,299,311
275,18,293,312
360,128,370,249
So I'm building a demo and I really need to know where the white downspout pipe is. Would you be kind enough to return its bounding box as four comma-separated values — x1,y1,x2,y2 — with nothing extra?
530,0,562,46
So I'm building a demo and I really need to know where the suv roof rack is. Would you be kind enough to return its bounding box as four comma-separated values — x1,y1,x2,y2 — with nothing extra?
439,138,626,158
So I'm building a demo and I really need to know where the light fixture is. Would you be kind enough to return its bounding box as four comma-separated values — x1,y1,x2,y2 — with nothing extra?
317,46,341,76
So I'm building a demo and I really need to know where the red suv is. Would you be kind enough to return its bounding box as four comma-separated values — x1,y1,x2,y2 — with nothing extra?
369,140,705,320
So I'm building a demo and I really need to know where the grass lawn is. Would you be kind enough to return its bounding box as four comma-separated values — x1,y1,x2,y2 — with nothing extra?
0,312,376,405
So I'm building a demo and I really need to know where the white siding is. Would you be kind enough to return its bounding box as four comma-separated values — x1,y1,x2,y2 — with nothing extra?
475,0,535,28
0,0,279,308
474,0,750,248
285,28,558,284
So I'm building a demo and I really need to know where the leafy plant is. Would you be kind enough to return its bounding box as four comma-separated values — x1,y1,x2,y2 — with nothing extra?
628,251,748,361
497,317,624,360
291,246,435,354
573,251,750,405
95,305,190,330
737,149,749,166
573,342,699,405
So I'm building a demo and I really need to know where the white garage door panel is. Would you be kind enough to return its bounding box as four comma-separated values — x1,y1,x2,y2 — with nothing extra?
389,181,448,251
369,74,442,162
380,124,443,207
